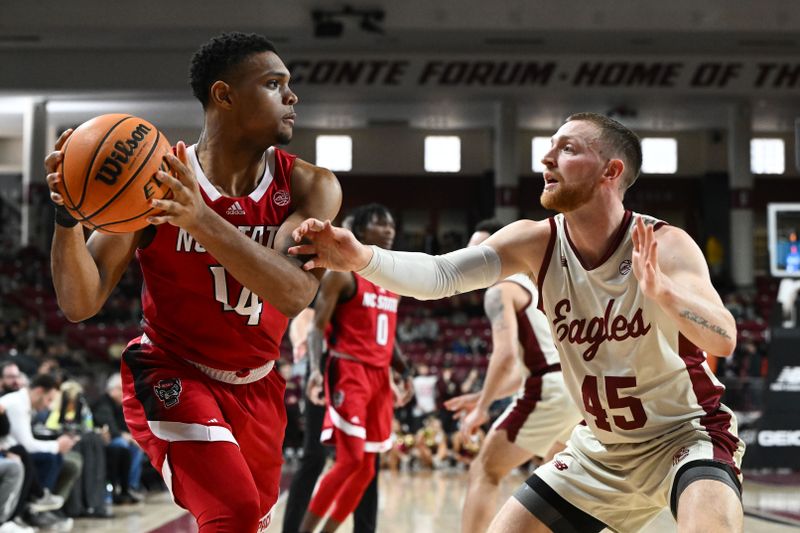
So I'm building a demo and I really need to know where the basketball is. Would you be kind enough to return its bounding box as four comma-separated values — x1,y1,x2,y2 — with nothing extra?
56,113,173,234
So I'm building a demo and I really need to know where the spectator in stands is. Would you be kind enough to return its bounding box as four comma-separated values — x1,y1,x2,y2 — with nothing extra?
0,404,28,533
396,317,417,343
0,364,23,397
384,419,414,472
0,374,76,531
92,373,143,502
411,364,438,433
415,416,449,470
416,316,439,343
452,427,485,469
43,381,90,505
435,365,460,434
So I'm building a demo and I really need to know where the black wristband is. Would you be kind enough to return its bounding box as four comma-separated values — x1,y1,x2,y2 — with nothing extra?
54,205,79,228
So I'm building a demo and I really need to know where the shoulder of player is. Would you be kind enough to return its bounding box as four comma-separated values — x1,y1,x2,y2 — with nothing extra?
290,158,339,191
487,218,551,249
651,224,697,251
651,224,706,272
484,218,552,278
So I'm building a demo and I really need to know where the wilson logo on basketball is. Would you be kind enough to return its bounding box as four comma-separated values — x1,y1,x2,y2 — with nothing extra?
552,298,651,361
273,190,291,206
94,123,152,186
553,459,568,471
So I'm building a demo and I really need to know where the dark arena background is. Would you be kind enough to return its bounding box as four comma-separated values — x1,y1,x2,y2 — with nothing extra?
1,1,799,532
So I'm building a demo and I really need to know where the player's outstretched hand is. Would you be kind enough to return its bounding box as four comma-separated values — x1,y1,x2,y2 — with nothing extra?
444,392,480,415
289,219,373,271
44,129,74,205
147,141,210,232
459,406,488,438
631,216,666,301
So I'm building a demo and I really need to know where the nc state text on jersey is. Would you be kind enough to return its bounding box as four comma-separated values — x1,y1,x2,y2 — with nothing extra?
176,225,280,253
361,292,399,313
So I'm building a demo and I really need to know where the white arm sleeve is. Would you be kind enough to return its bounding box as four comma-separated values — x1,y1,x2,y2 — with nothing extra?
356,244,501,300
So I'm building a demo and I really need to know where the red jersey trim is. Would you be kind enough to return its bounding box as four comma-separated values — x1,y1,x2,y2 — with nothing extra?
678,333,741,474
564,210,633,271
537,217,557,313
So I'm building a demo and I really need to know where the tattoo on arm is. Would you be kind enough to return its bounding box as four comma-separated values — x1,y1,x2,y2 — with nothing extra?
679,310,732,340
484,288,507,330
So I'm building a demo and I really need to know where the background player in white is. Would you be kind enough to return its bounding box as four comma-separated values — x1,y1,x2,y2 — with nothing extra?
445,219,581,533
289,112,744,532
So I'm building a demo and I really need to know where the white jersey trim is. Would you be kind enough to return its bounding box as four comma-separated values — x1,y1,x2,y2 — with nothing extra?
161,452,176,504
364,435,394,453
188,144,275,203
326,406,367,439
148,420,238,446
320,427,394,453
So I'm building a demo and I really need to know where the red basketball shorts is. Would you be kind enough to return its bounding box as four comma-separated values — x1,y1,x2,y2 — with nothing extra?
119,337,286,530
320,357,393,452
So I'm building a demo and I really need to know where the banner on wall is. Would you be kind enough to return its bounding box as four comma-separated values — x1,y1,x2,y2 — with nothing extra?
285,55,800,94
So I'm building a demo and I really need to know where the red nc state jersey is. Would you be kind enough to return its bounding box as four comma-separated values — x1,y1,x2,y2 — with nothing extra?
328,274,399,368
136,144,296,371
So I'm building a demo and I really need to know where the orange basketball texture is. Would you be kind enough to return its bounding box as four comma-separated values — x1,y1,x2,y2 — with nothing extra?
57,114,172,234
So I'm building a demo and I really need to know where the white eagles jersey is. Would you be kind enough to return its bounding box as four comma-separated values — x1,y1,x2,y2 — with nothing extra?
536,211,739,451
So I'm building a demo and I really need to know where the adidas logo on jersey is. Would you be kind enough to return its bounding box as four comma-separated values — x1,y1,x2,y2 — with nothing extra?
226,201,246,216
770,366,800,392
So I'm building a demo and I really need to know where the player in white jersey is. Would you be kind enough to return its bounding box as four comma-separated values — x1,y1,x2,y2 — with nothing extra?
444,220,581,533
288,112,745,532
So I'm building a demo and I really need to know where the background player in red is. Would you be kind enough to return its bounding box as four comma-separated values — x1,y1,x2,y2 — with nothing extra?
283,210,405,533
299,204,411,533
44,32,341,532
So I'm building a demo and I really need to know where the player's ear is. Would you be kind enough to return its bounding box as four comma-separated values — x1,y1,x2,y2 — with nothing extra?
209,81,233,109
603,158,625,185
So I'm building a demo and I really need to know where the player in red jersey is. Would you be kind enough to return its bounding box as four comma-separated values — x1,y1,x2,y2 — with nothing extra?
45,32,341,533
299,204,411,533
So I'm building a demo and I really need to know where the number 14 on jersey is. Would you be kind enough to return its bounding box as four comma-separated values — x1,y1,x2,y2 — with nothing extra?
210,265,263,325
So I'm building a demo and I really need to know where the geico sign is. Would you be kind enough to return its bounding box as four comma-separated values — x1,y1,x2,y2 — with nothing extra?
757,430,800,447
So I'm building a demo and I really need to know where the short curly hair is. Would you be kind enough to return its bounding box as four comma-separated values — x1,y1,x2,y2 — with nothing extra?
349,204,393,241
189,32,278,108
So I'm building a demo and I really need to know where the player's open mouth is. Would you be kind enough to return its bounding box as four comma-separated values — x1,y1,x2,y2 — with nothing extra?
543,173,559,190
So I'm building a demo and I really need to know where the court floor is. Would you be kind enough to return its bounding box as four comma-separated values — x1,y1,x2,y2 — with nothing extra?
68,468,800,532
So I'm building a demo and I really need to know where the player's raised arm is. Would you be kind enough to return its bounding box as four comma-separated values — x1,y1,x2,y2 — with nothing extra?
289,219,551,300
632,217,737,356
47,129,145,322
